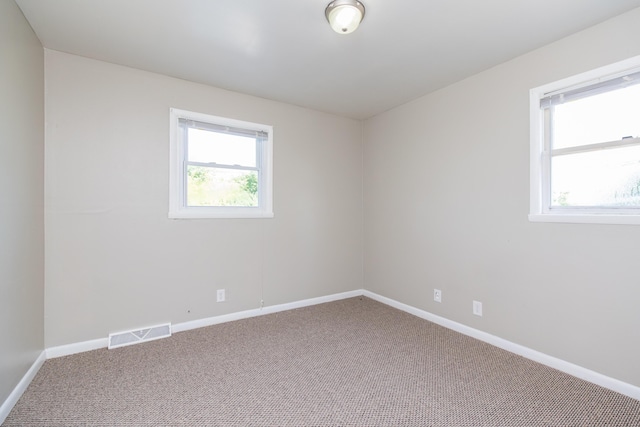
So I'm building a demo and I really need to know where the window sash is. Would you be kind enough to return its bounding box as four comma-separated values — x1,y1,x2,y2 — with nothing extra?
185,165,260,208
180,119,264,168
545,141,640,211
186,160,259,171
181,122,264,209
550,136,640,157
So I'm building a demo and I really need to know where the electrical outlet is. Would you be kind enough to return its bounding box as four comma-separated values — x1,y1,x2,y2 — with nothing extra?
473,300,482,316
434,289,442,303
217,289,225,302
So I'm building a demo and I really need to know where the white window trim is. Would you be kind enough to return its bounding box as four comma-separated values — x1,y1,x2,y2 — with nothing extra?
169,108,274,219
529,55,640,225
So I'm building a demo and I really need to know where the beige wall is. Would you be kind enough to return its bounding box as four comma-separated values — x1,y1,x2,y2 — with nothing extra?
0,0,45,404
44,50,363,347
364,7,640,387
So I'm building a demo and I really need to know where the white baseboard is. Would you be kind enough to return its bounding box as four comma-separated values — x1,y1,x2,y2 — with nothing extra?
0,351,46,425
46,338,108,359
173,289,362,333
363,290,640,401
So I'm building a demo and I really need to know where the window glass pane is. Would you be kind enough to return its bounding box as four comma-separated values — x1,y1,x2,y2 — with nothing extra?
187,166,258,207
553,84,640,149
551,145,640,207
187,128,256,167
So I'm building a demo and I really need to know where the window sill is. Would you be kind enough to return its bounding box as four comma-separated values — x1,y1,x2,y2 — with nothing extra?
169,209,274,219
528,213,640,225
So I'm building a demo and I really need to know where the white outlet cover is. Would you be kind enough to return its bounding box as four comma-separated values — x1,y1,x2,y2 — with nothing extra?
217,289,225,302
473,300,483,316
434,289,442,303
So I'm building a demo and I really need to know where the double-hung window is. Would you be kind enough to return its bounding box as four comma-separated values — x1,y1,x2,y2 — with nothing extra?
530,56,640,224
169,108,273,219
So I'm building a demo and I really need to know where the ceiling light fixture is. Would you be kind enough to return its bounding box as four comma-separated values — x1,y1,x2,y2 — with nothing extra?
325,0,365,34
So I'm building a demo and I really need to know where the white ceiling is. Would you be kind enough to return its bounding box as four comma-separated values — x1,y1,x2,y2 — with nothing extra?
15,0,640,119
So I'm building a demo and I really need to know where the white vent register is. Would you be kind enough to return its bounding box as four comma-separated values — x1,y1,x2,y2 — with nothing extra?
108,323,171,349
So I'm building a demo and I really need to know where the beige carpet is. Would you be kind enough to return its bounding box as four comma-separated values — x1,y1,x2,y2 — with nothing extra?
4,297,640,426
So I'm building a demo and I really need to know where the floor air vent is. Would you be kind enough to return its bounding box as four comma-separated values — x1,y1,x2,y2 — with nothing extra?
108,323,171,349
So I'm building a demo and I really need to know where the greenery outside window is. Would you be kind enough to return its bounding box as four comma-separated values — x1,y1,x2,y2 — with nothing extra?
169,108,273,219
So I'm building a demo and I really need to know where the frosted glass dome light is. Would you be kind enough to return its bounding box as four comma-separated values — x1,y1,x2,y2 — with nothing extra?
325,0,365,34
